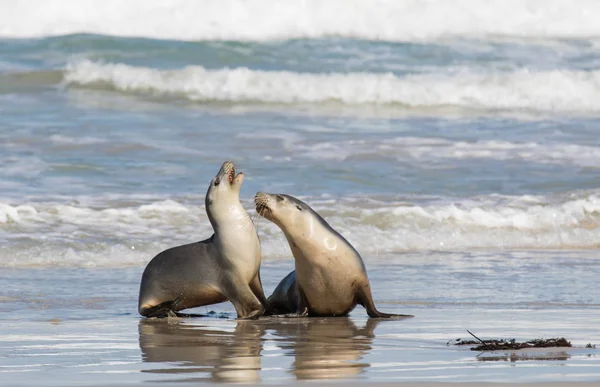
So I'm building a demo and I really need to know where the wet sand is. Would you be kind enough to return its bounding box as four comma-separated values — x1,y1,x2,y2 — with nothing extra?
137,315,600,384
1,305,599,386
1,253,600,385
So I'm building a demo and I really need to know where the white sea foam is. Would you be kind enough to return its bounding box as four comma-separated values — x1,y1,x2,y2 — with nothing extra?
63,60,600,113
2,0,600,42
0,199,211,268
1,191,599,268
48,134,106,145
0,203,38,224
238,131,600,168
0,156,48,178
282,137,600,168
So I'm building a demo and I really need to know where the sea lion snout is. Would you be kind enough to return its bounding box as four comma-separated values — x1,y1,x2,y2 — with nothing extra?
254,192,272,217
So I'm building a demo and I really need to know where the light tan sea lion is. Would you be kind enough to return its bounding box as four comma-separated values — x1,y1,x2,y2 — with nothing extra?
256,192,412,318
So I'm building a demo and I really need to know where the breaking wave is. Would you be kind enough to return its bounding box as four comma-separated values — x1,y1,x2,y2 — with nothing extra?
1,191,599,268
63,60,600,113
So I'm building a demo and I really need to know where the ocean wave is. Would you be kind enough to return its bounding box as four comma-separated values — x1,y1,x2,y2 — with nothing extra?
63,60,600,113
1,192,599,268
2,0,600,42
279,137,600,168
282,192,600,253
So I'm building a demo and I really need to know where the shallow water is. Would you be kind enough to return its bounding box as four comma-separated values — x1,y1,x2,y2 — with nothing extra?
1,1,600,384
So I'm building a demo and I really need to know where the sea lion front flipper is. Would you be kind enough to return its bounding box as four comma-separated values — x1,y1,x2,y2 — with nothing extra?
223,280,265,319
249,272,269,308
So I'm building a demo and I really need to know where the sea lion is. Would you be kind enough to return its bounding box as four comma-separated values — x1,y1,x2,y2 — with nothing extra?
265,270,299,315
255,193,412,318
138,161,267,319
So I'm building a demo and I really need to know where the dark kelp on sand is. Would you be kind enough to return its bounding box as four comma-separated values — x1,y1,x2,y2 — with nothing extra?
449,330,572,351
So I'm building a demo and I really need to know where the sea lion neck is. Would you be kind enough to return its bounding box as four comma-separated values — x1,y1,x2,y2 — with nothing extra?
208,198,255,237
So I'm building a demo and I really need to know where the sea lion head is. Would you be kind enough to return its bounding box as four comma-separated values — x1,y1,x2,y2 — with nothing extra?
205,161,244,209
254,192,314,234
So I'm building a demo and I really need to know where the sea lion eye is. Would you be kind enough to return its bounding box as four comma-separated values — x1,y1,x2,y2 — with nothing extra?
276,195,285,201
214,177,221,186
296,205,302,211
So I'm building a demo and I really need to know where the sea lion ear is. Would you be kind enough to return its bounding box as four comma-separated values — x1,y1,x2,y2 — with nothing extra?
295,205,303,211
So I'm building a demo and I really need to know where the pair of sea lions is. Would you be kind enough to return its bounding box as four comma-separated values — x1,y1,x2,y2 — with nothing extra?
138,161,412,319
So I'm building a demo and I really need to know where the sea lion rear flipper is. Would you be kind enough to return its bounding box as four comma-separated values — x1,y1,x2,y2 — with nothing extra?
356,283,414,319
140,296,183,318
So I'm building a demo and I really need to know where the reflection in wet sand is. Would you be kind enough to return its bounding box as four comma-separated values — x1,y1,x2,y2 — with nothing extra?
477,350,571,362
138,317,384,382
264,317,381,380
139,318,264,383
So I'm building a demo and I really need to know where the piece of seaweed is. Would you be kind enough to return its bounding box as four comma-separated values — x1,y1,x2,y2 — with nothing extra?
449,331,572,351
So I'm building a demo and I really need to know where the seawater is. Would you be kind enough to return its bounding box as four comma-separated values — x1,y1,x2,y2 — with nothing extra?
0,1,599,384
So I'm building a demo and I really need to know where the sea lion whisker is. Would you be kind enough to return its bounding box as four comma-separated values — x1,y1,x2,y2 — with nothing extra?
250,212,264,233
246,210,259,229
